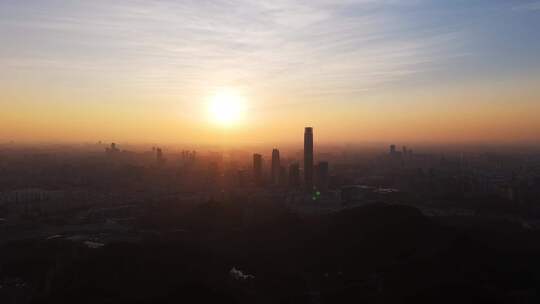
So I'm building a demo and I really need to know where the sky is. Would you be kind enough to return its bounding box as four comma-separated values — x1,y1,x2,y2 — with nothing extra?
1,0,539,145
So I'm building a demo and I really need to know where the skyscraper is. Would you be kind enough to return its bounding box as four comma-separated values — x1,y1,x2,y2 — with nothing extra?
253,153,263,186
304,127,314,191
390,144,396,155
279,166,287,187
271,149,280,185
106,142,119,154
156,147,164,163
317,161,329,192
289,163,300,188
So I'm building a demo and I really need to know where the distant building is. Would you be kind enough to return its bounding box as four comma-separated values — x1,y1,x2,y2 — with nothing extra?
105,142,119,154
271,148,280,185
304,127,314,191
156,147,164,163
206,162,219,188
317,161,329,191
389,144,396,155
253,153,263,186
389,144,403,159
341,185,401,204
289,163,300,188
279,165,287,187
181,150,197,163
237,170,247,187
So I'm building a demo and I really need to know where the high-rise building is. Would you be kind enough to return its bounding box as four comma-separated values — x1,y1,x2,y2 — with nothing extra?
279,166,287,187
105,142,119,155
253,153,263,186
271,148,280,185
206,161,219,189
317,161,329,191
304,127,314,191
289,163,300,188
390,144,396,155
237,170,246,187
156,147,164,163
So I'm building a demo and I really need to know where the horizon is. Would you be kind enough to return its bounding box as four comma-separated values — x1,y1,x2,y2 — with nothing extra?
3,135,540,155
3,3,540,301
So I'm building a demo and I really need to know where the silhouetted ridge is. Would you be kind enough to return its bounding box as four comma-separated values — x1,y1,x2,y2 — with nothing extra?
328,203,437,244
332,203,424,227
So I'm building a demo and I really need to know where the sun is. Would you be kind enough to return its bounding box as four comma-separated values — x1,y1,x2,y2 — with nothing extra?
208,89,246,126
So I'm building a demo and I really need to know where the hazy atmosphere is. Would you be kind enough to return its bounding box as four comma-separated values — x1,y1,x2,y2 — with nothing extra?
3,2,540,304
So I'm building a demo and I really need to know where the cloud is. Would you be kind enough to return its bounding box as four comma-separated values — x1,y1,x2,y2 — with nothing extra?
0,0,465,102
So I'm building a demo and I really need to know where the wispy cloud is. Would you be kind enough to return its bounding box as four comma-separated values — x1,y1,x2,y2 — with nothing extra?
0,0,521,105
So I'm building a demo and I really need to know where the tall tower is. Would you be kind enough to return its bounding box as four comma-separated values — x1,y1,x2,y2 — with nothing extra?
390,144,396,155
253,153,263,186
156,147,164,164
304,127,314,191
271,149,280,185
317,161,329,192
289,163,300,188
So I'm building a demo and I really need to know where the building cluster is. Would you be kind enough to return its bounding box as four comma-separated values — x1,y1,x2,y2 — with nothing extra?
2,125,540,230
389,144,413,158
251,127,330,193
93,129,540,208
105,142,120,154
181,150,197,162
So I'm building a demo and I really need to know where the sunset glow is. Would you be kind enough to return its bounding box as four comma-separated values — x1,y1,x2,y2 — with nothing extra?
209,89,246,126
2,2,540,302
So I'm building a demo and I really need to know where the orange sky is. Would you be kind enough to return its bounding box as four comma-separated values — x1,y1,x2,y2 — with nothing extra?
2,79,539,145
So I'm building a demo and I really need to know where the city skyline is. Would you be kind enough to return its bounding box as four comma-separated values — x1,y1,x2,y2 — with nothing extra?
3,2,540,303
1,1,540,144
